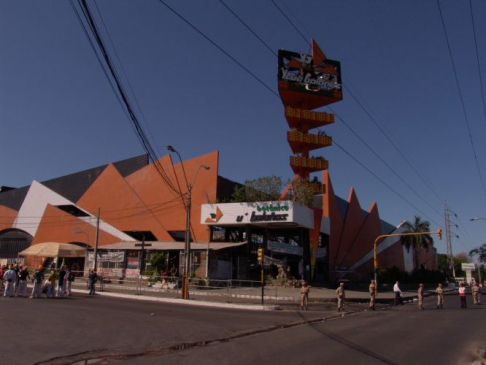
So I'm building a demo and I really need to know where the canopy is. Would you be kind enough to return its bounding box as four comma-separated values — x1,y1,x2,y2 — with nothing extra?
19,242,87,258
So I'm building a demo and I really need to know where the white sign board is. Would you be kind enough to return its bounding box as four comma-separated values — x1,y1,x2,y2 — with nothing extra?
461,263,475,271
201,201,315,229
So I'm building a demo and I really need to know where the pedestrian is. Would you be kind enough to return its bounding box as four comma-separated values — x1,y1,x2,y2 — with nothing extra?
458,282,467,309
436,283,444,309
478,284,483,305
336,282,345,312
12,262,20,295
66,268,75,296
63,266,70,295
16,266,31,297
88,269,98,295
3,265,17,297
369,280,376,311
46,268,58,298
472,282,480,305
393,281,403,305
57,265,66,297
417,283,425,310
30,266,45,298
300,281,310,310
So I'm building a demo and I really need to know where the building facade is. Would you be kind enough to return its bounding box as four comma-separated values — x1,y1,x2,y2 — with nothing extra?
0,152,436,282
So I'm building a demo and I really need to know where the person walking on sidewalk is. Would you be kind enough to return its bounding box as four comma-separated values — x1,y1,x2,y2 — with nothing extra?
393,281,403,305
46,268,58,298
436,283,444,309
458,282,467,309
30,266,44,298
472,282,480,305
300,281,310,310
88,269,98,295
3,265,16,297
16,266,30,297
336,283,345,312
369,280,376,311
417,283,425,310
66,268,75,296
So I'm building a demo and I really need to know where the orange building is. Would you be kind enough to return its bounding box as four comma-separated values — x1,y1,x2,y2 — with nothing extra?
0,151,436,282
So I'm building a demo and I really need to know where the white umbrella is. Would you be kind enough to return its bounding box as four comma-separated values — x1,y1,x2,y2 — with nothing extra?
18,242,87,258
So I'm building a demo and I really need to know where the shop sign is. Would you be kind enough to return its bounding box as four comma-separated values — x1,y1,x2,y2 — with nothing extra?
461,263,475,271
202,201,314,229
268,241,303,256
88,251,125,263
127,257,139,270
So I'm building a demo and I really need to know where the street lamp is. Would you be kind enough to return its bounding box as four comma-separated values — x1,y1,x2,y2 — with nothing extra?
167,145,210,299
470,217,486,222
468,218,485,284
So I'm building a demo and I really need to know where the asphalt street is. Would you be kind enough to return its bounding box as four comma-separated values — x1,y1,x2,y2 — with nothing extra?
0,291,484,365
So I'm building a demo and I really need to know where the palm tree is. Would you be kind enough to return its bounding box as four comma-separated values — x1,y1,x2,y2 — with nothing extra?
400,216,434,271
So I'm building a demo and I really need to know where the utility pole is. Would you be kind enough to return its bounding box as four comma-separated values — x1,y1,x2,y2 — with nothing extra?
93,208,100,271
444,203,456,278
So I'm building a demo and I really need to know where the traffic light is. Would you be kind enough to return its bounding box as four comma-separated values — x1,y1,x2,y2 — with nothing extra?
437,229,442,240
257,248,264,263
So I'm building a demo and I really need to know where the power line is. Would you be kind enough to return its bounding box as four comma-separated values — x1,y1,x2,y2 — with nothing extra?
436,0,486,199
218,0,444,223
156,0,444,227
469,0,486,127
157,0,279,99
73,0,182,201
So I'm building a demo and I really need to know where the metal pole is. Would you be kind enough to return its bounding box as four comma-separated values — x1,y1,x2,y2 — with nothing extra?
93,208,100,271
139,234,146,276
261,261,264,305
183,186,192,300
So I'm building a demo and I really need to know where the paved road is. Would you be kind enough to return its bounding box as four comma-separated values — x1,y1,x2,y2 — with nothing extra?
0,292,484,364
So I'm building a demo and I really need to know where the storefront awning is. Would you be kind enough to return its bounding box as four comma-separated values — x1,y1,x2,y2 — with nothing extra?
94,241,247,251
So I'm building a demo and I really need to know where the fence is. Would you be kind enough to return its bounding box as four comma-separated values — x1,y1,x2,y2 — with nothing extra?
71,273,297,305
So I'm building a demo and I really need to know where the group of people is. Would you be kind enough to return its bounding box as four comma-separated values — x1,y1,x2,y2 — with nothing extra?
392,280,482,310
458,281,482,308
300,279,483,312
1,263,76,298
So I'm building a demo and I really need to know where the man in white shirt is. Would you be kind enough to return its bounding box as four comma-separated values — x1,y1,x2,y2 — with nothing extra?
393,281,403,305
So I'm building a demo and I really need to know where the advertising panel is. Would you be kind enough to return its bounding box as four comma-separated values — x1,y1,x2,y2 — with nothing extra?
278,48,342,109
201,201,315,229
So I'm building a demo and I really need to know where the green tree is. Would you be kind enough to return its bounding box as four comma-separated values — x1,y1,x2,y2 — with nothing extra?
150,252,167,275
400,216,434,271
469,244,486,264
287,177,317,207
453,252,471,278
231,176,283,202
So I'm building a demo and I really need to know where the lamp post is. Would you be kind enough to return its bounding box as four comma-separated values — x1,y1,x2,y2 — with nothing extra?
167,145,210,299
469,218,485,284
132,231,148,276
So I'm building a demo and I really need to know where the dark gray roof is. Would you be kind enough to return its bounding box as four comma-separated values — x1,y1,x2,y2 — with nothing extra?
0,186,30,211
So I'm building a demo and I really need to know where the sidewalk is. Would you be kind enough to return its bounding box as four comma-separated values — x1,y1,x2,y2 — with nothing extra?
70,281,445,311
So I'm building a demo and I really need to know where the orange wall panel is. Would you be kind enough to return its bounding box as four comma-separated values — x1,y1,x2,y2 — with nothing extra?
0,205,17,231
32,204,120,247
76,163,173,242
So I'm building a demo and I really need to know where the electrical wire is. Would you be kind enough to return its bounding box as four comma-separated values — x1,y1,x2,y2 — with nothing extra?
469,0,486,127
436,0,486,199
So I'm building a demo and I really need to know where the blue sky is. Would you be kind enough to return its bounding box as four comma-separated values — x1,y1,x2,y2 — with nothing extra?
1,1,486,257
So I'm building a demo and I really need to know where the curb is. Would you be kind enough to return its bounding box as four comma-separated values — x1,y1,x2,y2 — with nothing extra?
72,289,277,311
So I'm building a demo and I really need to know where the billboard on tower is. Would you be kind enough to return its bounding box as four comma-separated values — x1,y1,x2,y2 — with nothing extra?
278,41,342,109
